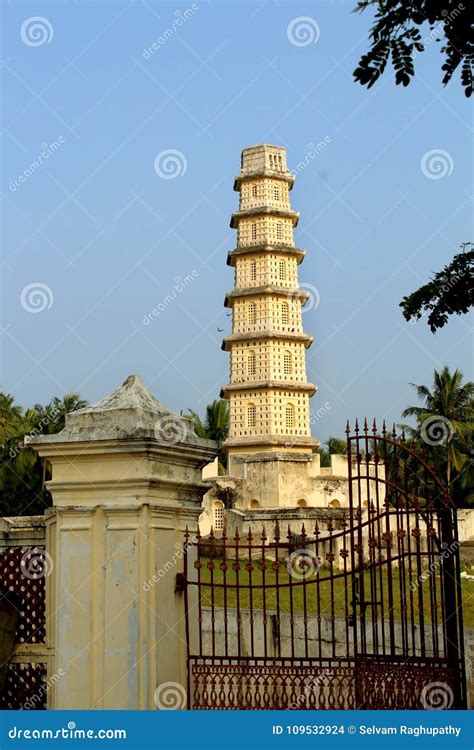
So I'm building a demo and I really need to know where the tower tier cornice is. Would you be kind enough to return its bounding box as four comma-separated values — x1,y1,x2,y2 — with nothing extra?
233,172,295,191
227,244,306,266
224,285,310,307
224,435,319,451
220,381,317,397
222,330,313,351
230,207,299,228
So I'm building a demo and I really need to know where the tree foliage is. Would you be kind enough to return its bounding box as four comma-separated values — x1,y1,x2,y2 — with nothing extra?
400,245,474,331
187,399,229,471
0,392,87,517
316,435,348,467
353,1,474,96
401,365,474,505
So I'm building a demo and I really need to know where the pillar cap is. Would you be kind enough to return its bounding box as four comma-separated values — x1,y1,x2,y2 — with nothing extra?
26,374,216,451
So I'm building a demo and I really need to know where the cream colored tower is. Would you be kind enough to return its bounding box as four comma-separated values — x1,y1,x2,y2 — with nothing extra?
221,145,318,507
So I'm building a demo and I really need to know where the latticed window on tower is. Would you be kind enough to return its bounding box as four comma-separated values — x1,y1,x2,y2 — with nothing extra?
273,185,280,202
247,351,256,377
248,302,257,325
252,184,258,198
247,404,257,428
250,260,257,281
276,222,283,240
285,404,295,430
281,302,289,325
279,260,286,281
283,351,292,376
251,222,257,240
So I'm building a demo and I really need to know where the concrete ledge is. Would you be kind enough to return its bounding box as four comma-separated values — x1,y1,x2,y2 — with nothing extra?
224,285,309,306
0,516,47,550
221,381,317,397
230,207,299,228
222,330,313,350
227,245,306,266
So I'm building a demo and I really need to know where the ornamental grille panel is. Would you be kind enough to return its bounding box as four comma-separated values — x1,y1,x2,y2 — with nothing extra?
180,421,466,710
0,546,47,709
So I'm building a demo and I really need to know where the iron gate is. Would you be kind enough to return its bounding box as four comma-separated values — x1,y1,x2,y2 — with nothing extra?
180,421,466,709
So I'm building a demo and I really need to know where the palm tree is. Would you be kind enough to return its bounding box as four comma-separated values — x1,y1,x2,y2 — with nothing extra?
402,366,474,495
0,393,23,445
187,400,229,471
0,391,88,516
316,436,347,467
48,393,88,432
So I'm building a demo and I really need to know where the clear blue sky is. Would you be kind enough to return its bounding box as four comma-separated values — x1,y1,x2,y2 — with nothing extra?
1,0,472,440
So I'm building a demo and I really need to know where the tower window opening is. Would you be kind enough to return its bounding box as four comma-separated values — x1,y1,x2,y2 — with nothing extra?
247,404,257,428
273,185,280,201
248,302,257,325
283,351,292,376
251,222,257,240
276,222,283,240
250,260,257,281
248,351,256,377
281,302,289,325
285,404,295,430
212,501,225,531
279,260,286,280
252,184,257,198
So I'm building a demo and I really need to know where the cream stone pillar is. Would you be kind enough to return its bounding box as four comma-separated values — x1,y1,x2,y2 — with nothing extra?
28,375,216,710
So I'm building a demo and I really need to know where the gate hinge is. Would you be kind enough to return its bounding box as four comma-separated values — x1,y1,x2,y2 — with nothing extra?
175,572,187,593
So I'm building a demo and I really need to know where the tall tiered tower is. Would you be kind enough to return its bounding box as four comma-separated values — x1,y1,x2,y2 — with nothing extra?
221,145,318,508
